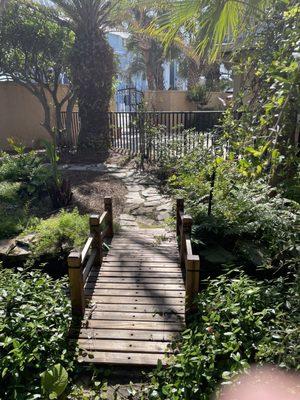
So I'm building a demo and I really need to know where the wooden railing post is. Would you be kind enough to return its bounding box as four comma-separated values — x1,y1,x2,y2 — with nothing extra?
67,251,84,316
90,214,102,265
180,215,192,267
176,198,184,237
186,255,200,311
104,197,114,238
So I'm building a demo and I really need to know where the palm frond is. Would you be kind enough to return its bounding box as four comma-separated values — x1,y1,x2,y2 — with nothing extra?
148,0,271,61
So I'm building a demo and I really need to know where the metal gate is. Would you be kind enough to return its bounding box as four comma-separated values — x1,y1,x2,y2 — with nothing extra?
116,87,144,112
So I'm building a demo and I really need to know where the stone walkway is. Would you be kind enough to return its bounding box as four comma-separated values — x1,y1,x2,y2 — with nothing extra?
106,164,173,233
61,162,174,237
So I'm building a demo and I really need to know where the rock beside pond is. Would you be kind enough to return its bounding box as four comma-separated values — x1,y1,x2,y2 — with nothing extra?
0,234,36,263
0,238,16,257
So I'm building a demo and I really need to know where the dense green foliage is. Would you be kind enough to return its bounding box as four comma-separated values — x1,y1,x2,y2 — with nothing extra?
0,268,73,399
26,208,89,259
222,1,300,190
0,143,74,240
0,0,74,135
144,2,300,398
0,145,49,198
0,145,48,239
165,148,299,274
186,84,209,106
145,273,299,399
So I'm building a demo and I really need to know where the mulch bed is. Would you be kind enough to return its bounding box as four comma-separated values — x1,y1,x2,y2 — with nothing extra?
63,170,127,217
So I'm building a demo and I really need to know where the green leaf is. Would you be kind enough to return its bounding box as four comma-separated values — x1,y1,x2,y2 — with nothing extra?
200,244,235,264
41,364,68,399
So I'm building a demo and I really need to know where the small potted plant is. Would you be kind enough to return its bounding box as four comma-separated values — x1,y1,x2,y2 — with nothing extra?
187,84,209,109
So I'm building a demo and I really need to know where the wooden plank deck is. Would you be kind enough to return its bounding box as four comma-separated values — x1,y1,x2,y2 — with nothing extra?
77,228,185,366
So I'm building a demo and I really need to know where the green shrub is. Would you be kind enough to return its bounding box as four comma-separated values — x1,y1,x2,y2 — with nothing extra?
0,150,45,182
186,84,209,106
145,273,299,400
164,149,299,272
0,181,21,203
0,210,25,240
0,268,73,399
0,146,49,197
0,201,38,240
26,208,89,258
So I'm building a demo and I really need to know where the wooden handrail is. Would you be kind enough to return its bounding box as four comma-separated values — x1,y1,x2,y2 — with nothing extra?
99,211,108,226
176,198,200,311
81,235,94,264
67,197,114,317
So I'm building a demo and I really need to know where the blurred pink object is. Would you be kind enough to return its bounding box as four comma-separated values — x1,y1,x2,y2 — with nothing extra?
220,365,300,400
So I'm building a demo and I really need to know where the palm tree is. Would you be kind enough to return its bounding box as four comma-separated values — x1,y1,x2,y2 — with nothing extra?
150,0,271,61
118,2,167,90
50,0,116,161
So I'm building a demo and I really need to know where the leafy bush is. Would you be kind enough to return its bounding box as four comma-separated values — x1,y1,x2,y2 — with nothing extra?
0,145,49,197
220,2,300,187
162,146,299,272
0,181,21,203
145,273,299,400
186,84,209,106
0,194,37,240
44,140,72,208
0,268,73,399
0,208,28,240
26,208,89,258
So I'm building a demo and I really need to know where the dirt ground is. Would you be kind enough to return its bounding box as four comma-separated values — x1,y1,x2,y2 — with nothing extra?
63,170,127,218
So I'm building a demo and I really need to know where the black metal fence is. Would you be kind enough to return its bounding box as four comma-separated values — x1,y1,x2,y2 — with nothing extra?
60,111,81,148
61,111,223,160
108,111,223,161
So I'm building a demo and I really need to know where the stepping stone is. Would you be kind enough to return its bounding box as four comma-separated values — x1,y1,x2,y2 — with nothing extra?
109,172,128,179
157,203,172,212
124,203,141,213
157,212,170,221
126,185,144,192
145,196,162,202
144,201,161,207
119,214,136,222
126,199,144,207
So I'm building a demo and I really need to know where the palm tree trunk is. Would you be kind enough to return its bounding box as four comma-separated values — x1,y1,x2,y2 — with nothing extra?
70,30,114,161
156,62,165,90
143,48,156,90
187,60,201,90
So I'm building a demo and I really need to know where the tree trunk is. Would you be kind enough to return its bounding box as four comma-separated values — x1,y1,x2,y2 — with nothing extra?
38,87,53,137
70,30,114,161
66,94,77,148
143,48,156,90
155,62,165,90
205,63,220,91
187,60,201,90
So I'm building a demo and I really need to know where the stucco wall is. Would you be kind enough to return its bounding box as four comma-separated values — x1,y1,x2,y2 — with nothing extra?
144,90,229,111
0,82,75,150
0,84,227,151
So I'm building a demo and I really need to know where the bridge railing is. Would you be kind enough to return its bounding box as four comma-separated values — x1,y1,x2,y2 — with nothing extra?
176,198,200,310
67,197,113,316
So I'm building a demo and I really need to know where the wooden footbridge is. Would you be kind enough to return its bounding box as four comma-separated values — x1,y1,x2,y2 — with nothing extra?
68,198,200,366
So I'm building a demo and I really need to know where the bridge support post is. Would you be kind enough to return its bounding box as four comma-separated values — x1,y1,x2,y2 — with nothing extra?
186,256,200,311
68,251,84,317
176,198,184,237
180,215,192,268
104,197,114,238
90,214,101,265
